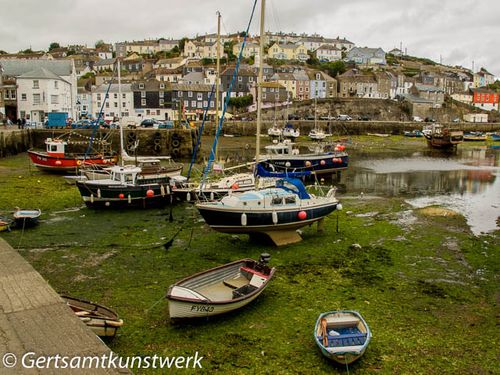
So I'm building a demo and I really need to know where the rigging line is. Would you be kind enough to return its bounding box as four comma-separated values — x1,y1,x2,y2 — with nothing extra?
269,0,281,33
186,83,216,181
85,64,117,157
201,0,259,189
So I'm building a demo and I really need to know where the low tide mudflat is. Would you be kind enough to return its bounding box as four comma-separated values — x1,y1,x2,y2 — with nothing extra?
0,136,498,374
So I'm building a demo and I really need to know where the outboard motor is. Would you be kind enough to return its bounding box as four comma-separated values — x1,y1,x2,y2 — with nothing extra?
259,253,271,265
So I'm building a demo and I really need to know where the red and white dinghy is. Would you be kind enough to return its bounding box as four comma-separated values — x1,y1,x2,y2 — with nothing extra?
166,254,275,319
28,138,117,172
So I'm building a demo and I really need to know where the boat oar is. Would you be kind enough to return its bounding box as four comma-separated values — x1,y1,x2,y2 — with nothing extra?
321,318,328,347
164,228,182,250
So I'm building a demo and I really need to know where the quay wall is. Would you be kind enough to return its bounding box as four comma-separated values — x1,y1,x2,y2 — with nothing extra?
0,121,499,158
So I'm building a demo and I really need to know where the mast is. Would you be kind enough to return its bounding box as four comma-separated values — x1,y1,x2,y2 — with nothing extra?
117,59,124,166
255,0,265,166
215,11,221,160
314,96,317,131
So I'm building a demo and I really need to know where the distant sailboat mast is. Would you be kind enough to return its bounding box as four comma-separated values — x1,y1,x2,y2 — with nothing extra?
117,59,124,166
255,0,266,166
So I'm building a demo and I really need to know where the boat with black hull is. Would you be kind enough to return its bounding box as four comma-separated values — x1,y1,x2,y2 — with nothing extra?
258,141,348,175
423,124,463,149
76,165,171,209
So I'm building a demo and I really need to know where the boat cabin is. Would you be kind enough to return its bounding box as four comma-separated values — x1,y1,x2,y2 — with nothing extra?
45,138,67,157
264,141,299,156
109,166,141,184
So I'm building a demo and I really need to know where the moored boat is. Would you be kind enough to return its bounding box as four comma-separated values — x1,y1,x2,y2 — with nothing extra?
75,165,172,209
282,123,300,139
463,132,487,141
28,138,117,172
0,217,11,232
258,140,348,175
13,208,41,228
423,124,463,149
61,295,123,338
314,310,372,365
196,178,341,244
491,133,500,141
166,254,275,319
404,130,423,137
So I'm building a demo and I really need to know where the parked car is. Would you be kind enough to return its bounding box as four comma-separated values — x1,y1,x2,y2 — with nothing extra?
288,114,300,120
305,114,315,121
337,114,352,121
424,117,436,123
140,119,161,128
358,115,370,121
452,118,460,123
412,116,424,122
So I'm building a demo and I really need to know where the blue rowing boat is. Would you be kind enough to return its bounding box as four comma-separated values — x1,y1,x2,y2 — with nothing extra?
314,310,371,365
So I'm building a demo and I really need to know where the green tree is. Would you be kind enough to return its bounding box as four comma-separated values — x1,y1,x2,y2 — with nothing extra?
0,50,7,55
178,37,189,52
20,48,33,54
228,94,253,109
95,40,105,49
319,60,346,77
48,42,60,51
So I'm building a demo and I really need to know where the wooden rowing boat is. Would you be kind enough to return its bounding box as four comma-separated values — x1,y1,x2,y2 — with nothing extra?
314,310,371,365
166,254,275,319
13,208,41,228
61,295,124,337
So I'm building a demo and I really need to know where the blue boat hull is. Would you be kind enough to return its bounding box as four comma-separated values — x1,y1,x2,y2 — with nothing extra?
259,154,348,175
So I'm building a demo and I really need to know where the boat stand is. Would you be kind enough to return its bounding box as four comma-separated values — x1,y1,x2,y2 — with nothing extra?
251,230,303,246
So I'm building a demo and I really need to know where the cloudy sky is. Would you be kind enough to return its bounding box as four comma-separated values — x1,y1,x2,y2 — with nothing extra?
1,0,498,76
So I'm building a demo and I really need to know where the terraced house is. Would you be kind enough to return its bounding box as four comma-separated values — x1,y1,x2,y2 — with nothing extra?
268,43,308,62
131,80,175,120
171,83,215,120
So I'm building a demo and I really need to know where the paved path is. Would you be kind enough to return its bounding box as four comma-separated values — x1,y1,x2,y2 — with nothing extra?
0,238,131,374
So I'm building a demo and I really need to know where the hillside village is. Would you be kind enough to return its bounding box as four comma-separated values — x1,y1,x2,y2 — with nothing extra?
0,31,499,126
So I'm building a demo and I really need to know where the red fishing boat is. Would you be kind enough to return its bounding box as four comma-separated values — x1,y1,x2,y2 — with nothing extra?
28,138,117,172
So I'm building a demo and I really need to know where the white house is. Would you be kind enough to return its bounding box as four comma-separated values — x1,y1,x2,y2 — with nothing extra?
76,88,92,119
314,45,342,62
91,83,134,118
16,68,74,123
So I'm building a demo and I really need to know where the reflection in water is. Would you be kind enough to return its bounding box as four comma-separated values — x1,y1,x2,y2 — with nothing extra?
343,148,499,235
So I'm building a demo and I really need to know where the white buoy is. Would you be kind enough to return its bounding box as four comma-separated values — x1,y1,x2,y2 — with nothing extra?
272,211,278,224
160,185,165,196
241,213,247,226
166,185,171,195
97,189,101,198
210,191,215,201
186,192,191,202
337,203,343,210
128,194,132,204
285,162,291,168
105,201,110,207
90,194,94,203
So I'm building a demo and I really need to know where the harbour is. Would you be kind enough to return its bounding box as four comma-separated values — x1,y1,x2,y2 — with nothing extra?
0,134,498,373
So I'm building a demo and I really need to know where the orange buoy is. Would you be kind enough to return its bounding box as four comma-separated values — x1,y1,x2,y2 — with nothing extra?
119,193,125,199
305,161,312,167
146,189,154,198
297,211,307,220
231,183,239,190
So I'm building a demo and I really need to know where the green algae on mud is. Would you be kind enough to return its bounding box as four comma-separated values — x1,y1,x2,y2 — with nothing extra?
0,152,498,374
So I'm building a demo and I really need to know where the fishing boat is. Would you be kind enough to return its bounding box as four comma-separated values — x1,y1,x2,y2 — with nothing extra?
314,310,372,365
267,124,282,137
258,140,348,175
75,165,172,209
196,178,341,244
282,123,300,139
28,138,117,172
61,295,123,338
463,132,487,141
166,254,275,319
0,217,11,232
423,124,463,149
12,208,41,228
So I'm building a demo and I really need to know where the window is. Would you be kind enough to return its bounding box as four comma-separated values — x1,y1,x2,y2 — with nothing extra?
183,100,189,108
146,109,150,115
188,91,193,98
114,102,118,108
54,81,58,89
97,102,101,108
178,91,182,97
105,102,109,108
20,111,25,119
122,102,126,108
203,100,208,108
97,94,101,100
249,77,254,82
33,94,41,104
159,83,165,89
238,76,242,82
51,95,58,104
156,110,160,115
33,80,39,89
197,93,203,101
114,93,118,99
159,99,164,105
191,100,196,107
141,91,146,98
141,99,146,106
197,102,203,108
139,83,144,89
21,93,27,101
159,91,164,98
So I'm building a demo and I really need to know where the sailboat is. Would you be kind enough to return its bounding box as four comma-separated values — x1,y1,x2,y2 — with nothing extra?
196,0,342,246
75,60,172,209
267,96,282,137
308,98,327,141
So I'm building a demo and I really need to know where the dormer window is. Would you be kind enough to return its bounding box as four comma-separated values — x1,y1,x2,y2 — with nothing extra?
139,83,145,89
159,83,165,89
